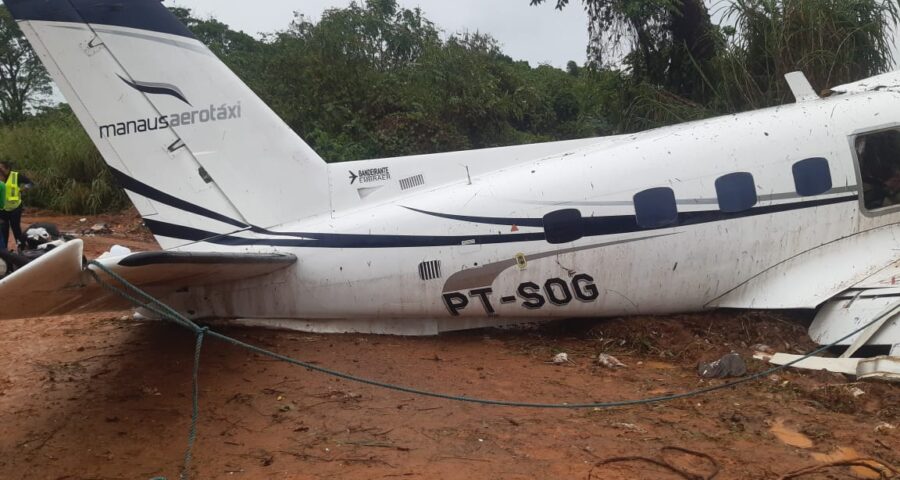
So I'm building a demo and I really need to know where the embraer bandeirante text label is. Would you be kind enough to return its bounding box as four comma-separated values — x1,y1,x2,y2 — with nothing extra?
443,274,599,316
349,167,391,185
99,102,242,139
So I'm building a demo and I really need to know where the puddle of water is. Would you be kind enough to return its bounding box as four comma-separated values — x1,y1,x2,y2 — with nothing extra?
811,447,882,479
770,419,813,449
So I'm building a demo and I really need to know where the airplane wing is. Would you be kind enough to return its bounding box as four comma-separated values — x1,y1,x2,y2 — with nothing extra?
0,240,296,320
807,259,900,350
707,224,900,310
704,224,900,349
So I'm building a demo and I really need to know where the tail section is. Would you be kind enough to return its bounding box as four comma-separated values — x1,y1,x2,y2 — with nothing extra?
6,0,331,248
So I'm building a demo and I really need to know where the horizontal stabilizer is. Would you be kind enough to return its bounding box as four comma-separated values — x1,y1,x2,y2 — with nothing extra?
0,240,296,320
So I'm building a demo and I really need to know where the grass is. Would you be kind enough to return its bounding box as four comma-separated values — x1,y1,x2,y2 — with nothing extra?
0,107,128,214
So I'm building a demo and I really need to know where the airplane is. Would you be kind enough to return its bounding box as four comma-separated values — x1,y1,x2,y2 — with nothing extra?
1,0,898,376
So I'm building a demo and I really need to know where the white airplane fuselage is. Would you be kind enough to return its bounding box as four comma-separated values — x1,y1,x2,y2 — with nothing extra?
6,2,900,340
163,89,900,334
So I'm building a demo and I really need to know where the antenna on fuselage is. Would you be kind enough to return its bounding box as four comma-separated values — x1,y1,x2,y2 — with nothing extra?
785,71,820,103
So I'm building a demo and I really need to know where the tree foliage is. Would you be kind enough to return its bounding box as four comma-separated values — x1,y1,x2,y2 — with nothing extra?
235,1,618,160
530,0,720,101
719,0,900,108
533,0,900,123
0,6,51,124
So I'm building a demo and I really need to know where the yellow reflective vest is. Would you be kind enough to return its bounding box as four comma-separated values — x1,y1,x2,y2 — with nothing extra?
2,172,22,212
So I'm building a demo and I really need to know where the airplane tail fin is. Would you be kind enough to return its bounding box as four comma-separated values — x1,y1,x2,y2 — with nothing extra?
6,0,331,249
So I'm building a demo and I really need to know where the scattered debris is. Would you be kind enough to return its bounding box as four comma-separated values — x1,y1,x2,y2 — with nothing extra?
611,422,647,434
551,353,570,364
97,245,132,259
698,352,747,379
83,223,112,235
597,353,627,369
874,422,896,434
762,354,900,383
140,386,161,397
751,344,774,354
848,386,866,398
753,351,773,362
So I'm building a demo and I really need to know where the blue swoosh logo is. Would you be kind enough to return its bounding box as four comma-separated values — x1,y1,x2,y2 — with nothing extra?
119,75,192,106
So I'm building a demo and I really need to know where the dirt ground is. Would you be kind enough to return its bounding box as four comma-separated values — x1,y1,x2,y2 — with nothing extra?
0,210,897,480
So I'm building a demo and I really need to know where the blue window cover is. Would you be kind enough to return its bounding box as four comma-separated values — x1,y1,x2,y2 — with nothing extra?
634,187,678,228
543,209,584,244
716,172,758,213
792,158,832,196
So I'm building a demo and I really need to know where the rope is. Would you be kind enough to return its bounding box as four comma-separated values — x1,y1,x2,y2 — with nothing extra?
87,266,207,479
182,328,206,480
84,260,898,476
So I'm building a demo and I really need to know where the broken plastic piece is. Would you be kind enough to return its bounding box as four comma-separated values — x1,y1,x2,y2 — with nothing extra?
98,245,133,259
552,352,570,364
766,353,900,383
598,353,627,369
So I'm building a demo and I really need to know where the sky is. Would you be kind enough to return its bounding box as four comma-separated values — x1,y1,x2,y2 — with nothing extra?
168,0,591,68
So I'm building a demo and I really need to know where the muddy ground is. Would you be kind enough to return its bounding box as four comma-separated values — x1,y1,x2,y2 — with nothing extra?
0,210,897,480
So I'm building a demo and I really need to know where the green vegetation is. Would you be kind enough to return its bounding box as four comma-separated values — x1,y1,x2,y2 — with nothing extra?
0,6,51,124
0,0,898,214
537,0,900,129
0,107,126,213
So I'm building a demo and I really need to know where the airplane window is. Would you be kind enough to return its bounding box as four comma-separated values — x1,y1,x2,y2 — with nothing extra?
792,158,832,197
855,129,900,210
716,172,757,213
543,209,584,244
634,187,678,228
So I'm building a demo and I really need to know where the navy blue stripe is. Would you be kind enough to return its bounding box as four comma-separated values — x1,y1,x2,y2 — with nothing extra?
108,167,249,230
144,195,858,249
6,0,195,39
679,196,853,225
584,195,858,236
119,251,296,268
143,219,546,249
410,195,859,234
111,165,857,248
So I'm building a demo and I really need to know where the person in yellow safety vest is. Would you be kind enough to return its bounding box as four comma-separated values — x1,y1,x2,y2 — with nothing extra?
0,161,34,253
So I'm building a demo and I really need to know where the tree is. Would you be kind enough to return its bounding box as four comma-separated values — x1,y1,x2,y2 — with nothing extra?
534,0,900,132
256,0,444,160
530,0,719,101
236,0,618,159
169,7,261,58
0,6,51,124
